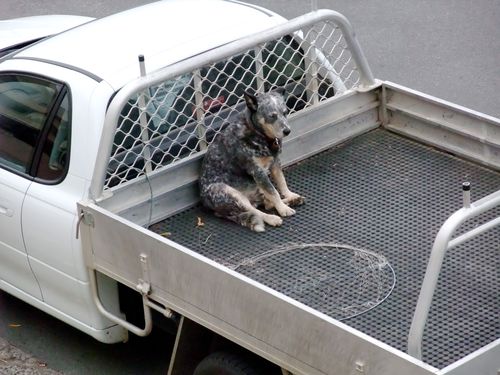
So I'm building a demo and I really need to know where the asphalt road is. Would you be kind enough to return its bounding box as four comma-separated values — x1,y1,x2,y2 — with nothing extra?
0,1,499,374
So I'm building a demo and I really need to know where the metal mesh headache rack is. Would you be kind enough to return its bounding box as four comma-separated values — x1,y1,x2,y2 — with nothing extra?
91,10,373,194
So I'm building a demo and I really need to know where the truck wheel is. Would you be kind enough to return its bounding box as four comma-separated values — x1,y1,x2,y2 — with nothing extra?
193,351,262,375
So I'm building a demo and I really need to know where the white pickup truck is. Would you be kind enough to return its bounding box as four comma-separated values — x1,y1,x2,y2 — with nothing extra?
1,1,498,374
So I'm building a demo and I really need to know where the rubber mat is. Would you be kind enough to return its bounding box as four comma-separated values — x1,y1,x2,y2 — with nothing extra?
150,129,500,368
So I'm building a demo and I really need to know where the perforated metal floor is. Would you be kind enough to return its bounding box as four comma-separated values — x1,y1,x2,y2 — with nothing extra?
150,130,500,369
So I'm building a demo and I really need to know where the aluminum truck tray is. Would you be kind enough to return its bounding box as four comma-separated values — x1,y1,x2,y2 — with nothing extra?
151,129,500,369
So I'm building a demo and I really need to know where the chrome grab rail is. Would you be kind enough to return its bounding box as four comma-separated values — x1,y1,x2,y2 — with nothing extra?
408,183,500,359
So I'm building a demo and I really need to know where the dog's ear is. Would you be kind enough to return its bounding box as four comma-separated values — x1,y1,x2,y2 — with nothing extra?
244,90,258,112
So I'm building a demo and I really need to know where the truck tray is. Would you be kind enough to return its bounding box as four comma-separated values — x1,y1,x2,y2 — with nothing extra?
151,129,500,369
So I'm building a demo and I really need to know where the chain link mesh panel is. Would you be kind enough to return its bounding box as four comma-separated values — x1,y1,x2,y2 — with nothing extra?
105,19,363,190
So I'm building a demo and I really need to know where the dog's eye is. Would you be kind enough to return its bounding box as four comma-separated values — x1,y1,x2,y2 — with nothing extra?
269,112,278,120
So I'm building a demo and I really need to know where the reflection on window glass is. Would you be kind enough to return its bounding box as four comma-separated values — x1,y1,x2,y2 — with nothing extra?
0,75,60,173
36,93,70,181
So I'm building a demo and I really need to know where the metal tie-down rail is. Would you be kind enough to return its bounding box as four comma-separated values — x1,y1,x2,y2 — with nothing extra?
408,182,500,359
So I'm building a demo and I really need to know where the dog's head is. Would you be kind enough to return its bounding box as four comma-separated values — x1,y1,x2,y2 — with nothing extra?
244,88,290,142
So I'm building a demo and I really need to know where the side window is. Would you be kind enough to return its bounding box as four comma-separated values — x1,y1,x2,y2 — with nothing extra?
36,93,70,181
0,74,69,182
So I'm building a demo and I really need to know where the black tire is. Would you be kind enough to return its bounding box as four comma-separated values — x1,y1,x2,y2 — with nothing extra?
193,351,262,375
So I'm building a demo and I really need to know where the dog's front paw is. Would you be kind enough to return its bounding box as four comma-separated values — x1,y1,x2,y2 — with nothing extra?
251,223,266,232
283,192,305,207
276,202,296,217
263,213,283,227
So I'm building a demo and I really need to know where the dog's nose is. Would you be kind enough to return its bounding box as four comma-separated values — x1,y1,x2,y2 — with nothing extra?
283,127,291,136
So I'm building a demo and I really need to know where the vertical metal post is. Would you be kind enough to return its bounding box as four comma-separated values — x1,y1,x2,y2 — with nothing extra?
308,45,320,105
254,45,265,92
193,69,207,150
311,0,318,11
304,36,320,105
463,182,471,208
138,55,153,173
138,54,147,77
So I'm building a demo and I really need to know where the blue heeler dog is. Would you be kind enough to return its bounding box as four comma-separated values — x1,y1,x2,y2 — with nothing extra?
199,89,304,232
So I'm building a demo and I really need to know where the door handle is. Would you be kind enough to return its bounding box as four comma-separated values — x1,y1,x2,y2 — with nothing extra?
0,206,14,217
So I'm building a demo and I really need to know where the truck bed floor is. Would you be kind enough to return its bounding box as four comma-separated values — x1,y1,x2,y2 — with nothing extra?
150,129,500,369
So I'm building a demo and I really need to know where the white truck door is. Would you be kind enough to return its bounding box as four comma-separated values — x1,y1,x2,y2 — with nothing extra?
20,72,126,338
0,172,42,298
0,74,62,299
0,62,126,341
21,90,93,320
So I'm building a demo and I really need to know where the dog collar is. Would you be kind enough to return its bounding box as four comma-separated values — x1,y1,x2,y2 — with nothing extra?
247,114,282,154
269,137,282,153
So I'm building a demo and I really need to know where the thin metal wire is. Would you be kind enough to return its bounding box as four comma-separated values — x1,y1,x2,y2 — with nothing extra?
233,243,396,321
